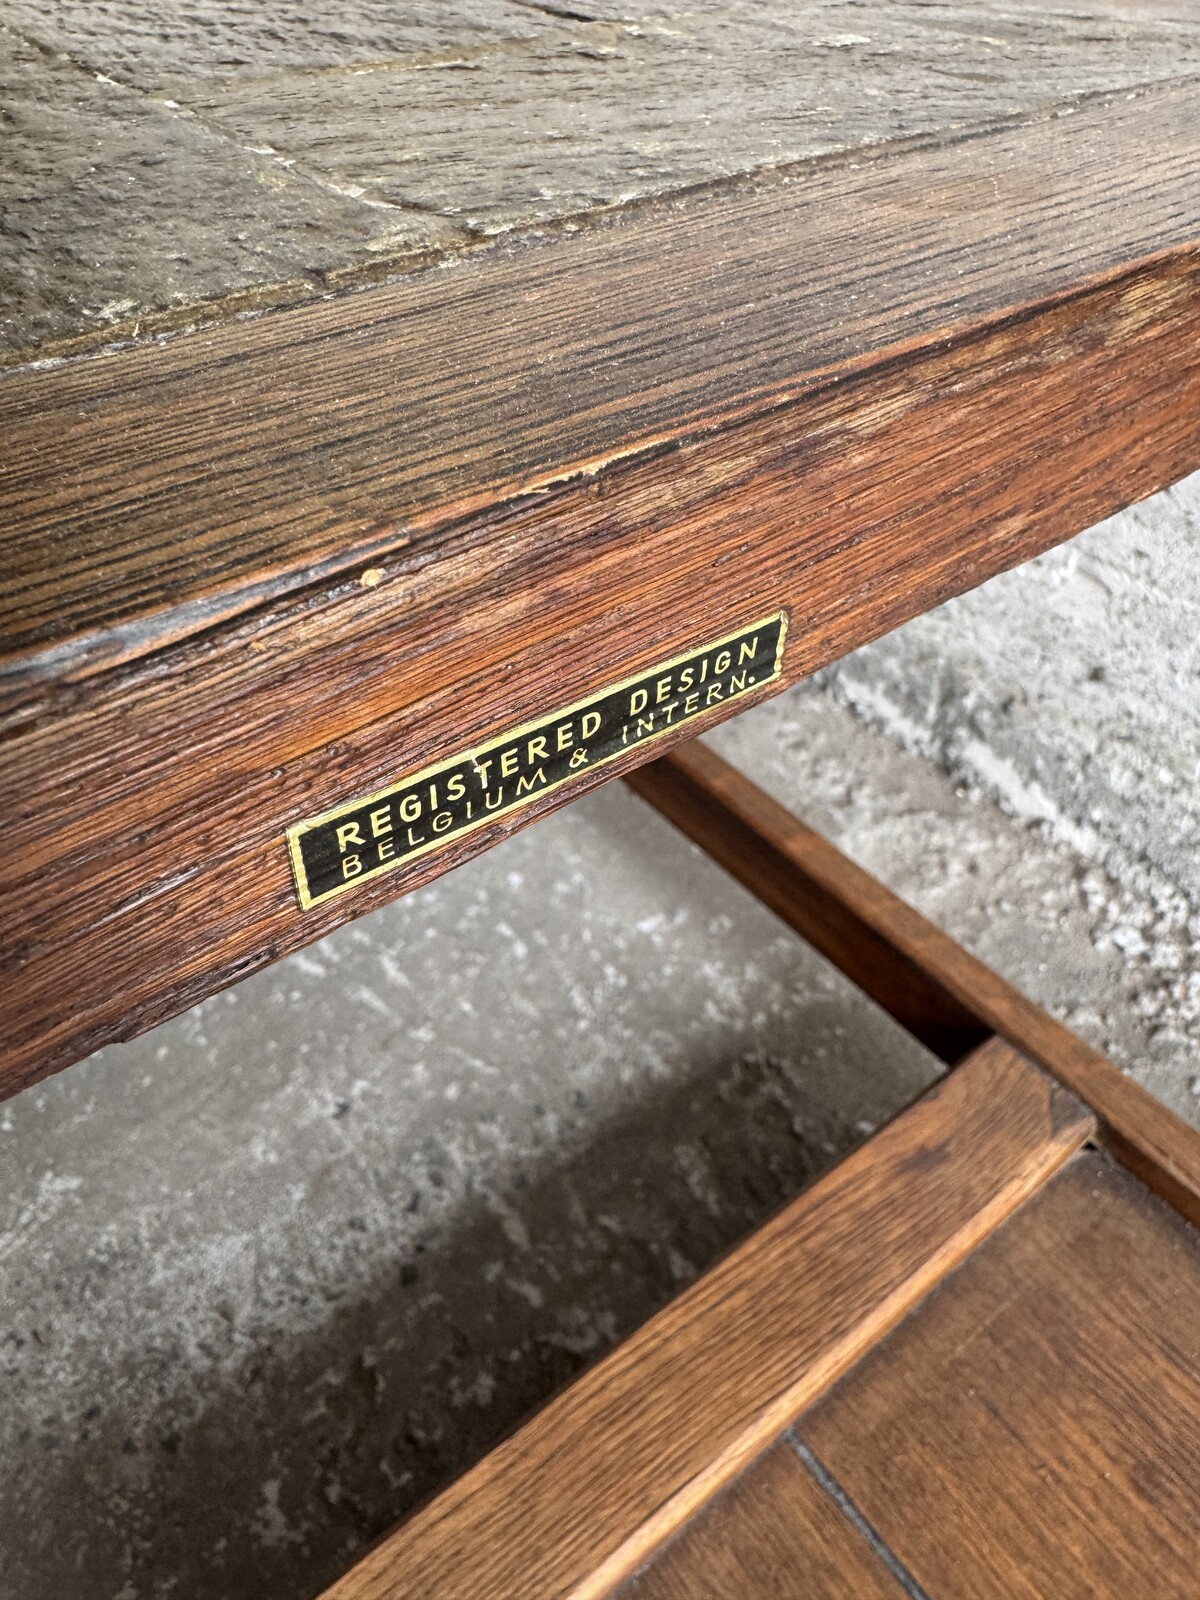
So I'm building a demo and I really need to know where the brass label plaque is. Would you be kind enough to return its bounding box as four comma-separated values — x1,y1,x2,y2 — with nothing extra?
288,612,787,909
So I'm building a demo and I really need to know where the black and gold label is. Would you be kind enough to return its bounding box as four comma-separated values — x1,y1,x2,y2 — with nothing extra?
288,611,787,909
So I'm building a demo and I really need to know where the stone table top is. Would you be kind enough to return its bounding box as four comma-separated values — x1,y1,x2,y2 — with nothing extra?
4,0,1200,363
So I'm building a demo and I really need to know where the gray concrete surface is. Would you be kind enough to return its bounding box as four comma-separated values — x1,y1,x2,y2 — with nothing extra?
1,476,1198,1598
819,467,1200,1024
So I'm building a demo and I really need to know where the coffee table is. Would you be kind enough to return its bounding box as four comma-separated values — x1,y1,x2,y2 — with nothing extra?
3,7,1200,1592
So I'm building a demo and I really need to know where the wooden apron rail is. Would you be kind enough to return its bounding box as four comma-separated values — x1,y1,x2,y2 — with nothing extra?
3,81,1200,1099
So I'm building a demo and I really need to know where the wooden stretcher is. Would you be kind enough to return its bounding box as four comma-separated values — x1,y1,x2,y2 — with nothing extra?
317,740,1200,1600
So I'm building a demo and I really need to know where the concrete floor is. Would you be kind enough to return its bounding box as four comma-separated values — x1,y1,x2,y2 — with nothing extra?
2,479,1198,1599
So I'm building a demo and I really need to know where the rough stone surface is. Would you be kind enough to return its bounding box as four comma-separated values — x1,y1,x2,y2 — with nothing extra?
4,1,1200,354
0,28,457,356
4,0,560,86
2,543,1198,1593
181,4,1200,230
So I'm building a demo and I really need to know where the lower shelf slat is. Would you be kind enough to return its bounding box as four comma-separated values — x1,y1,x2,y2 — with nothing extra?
319,1041,1090,1600
620,1442,909,1600
802,1150,1200,1599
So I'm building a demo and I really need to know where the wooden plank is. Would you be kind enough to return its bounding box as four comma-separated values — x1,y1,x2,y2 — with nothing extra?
801,1150,1200,1600
626,740,1200,1226
3,85,1200,1094
315,1041,1092,1600
620,1443,908,1600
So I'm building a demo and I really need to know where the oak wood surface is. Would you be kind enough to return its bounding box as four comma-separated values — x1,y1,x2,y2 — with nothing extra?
314,1041,1090,1600
3,80,1199,1093
627,741,1200,1227
619,1443,907,1600
801,1150,1200,1600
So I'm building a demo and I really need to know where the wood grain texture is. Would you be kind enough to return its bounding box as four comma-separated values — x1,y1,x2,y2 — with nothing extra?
627,741,1200,1226
620,1443,907,1600
315,1041,1091,1600
3,82,1200,1094
801,1150,1200,1600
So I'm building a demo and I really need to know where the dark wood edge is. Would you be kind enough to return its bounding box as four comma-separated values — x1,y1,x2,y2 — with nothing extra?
5,76,1200,1093
625,741,1200,1227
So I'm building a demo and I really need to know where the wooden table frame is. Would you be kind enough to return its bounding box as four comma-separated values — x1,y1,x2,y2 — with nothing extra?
5,29,1200,1598
3,79,1199,1097
314,735,1200,1599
